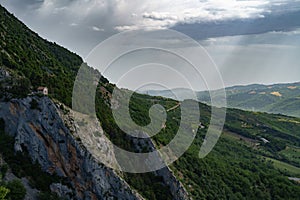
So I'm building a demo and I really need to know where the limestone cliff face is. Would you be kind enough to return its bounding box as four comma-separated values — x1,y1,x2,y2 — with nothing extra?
131,136,191,200
0,96,142,200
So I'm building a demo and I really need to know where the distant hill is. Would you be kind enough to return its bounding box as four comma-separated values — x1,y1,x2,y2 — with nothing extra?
1,4,300,200
142,82,300,117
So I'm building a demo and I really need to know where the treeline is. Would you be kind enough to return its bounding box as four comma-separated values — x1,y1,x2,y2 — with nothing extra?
0,5,82,105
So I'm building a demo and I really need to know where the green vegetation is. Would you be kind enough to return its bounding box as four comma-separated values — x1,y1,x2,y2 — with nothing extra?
146,83,300,117
0,5,82,105
279,146,300,167
95,85,300,199
0,165,8,179
37,192,65,200
124,173,172,200
95,89,174,200
30,98,41,111
5,180,26,200
0,186,9,200
0,119,63,196
170,134,300,199
0,4,299,199
265,157,300,176
197,82,300,118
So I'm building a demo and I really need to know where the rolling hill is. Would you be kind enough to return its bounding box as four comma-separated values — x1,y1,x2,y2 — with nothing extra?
142,82,300,118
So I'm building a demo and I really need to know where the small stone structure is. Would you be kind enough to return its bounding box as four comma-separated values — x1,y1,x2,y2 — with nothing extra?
37,87,48,95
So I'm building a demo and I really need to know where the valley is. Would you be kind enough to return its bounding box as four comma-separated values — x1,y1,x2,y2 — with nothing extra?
143,82,300,118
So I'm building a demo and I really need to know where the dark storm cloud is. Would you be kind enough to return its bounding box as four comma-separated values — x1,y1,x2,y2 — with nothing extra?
0,0,274,55
172,9,300,40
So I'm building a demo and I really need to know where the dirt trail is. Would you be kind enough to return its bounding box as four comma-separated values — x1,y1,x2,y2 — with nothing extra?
167,103,180,112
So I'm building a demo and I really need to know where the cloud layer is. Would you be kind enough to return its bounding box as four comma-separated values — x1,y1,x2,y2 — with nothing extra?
0,0,299,90
37,0,271,30
0,0,272,31
1,0,300,55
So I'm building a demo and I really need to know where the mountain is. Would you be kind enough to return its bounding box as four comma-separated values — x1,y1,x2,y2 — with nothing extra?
0,4,300,200
121,92,300,199
198,82,300,118
142,82,300,118
0,4,181,200
0,5,82,106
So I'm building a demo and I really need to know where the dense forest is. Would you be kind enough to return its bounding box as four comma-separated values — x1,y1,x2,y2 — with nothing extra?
0,5,82,105
96,88,300,199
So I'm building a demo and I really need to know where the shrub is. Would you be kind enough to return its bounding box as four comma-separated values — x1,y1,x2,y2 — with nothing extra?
30,99,40,111
37,192,64,200
0,165,8,178
5,179,26,200
0,186,10,200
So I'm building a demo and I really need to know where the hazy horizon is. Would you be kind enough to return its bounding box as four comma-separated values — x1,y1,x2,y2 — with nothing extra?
137,80,300,93
1,0,300,91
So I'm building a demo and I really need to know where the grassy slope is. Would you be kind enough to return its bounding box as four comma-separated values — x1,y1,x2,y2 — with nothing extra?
264,157,300,175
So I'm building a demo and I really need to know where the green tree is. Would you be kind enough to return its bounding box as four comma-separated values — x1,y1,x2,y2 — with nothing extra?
37,192,65,200
5,180,26,200
0,186,9,200
0,165,8,178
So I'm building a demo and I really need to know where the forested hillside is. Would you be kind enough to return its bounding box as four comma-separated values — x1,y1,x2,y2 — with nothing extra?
0,4,299,200
0,5,82,105
97,89,300,199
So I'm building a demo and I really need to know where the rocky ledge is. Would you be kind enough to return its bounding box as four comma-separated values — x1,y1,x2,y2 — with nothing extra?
0,96,142,200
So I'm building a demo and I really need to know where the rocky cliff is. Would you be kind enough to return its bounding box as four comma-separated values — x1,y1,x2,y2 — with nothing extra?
0,96,143,200
130,136,190,200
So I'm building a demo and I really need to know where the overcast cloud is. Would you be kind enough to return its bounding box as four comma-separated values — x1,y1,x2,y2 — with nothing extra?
0,0,300,89
1,0,300,55
201,29,300,88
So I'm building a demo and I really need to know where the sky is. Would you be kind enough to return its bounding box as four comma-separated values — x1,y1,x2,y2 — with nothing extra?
1,0,300,90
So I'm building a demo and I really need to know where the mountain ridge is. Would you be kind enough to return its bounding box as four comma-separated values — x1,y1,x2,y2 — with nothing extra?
0,4,187,199
142,81,300,117
0,4,300,200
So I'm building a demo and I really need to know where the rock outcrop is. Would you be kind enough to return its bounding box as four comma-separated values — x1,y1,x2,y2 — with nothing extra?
0,96,142,200
131,136,191,200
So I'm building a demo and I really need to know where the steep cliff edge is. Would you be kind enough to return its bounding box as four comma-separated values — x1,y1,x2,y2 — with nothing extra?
0,5,190,198
0,96,143,200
